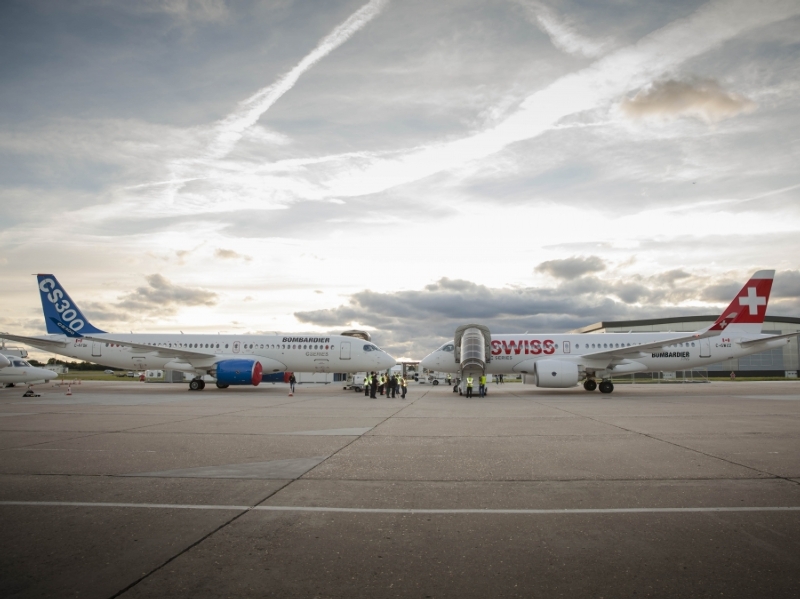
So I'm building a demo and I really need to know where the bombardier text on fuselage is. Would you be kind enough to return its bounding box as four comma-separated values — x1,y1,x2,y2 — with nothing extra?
420,270,798,394
0,275,396,391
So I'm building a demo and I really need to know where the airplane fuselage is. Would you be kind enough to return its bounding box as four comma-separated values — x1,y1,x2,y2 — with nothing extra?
24,333,391,375
423,332,790,376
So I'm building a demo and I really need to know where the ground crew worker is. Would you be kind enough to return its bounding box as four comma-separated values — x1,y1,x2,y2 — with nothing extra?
479,374,487,397
364,373,371,396
446,373,451,385
390,374,397,398
466,375,474,398
370,372,378,399
379,373,385,396
400,375,407,399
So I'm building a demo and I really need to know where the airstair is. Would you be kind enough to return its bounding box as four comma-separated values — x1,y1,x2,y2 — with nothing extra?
454,324,492,377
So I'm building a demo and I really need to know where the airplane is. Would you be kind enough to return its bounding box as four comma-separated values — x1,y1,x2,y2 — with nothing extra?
0,354,58,387
0,275,396,391
420,270,798,394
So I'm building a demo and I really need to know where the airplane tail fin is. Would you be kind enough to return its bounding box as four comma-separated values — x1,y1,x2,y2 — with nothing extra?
36,275,106,337
707,270,774,335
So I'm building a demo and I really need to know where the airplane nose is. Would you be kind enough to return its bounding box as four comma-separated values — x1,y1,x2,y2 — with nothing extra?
381,352,397,369
44,369,58,380
420,353,434,370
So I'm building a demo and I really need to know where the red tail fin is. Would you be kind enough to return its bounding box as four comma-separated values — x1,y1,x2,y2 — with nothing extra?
709,270,774,333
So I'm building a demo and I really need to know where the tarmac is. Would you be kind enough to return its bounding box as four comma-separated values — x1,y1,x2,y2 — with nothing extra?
1,379,799,598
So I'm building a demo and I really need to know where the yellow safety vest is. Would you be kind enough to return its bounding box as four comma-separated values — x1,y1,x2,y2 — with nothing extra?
466,377,473,387
480,376,486,385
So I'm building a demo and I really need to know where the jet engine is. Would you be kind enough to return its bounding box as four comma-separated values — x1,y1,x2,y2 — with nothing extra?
531,360,580,388
213,359,263,386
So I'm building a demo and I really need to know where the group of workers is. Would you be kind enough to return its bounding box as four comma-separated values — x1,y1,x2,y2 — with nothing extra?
463,374,488,398
364,372,407,399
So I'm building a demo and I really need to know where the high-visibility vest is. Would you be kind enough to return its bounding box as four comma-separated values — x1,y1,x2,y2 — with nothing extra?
480,375,486,385
400,377,406,387
466,377,473,387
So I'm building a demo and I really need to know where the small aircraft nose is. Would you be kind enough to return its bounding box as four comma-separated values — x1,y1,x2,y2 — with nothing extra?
43,369,58,381
380,352,397,370
420,352,435,370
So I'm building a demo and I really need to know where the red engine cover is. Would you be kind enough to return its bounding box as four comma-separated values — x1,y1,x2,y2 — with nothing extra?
252,361,263,386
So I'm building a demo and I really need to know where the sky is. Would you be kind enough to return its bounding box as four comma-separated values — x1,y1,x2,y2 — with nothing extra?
1,0,799,361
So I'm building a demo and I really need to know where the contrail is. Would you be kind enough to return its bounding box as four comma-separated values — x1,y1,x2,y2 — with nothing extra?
319,0,800,199
210,0,389,159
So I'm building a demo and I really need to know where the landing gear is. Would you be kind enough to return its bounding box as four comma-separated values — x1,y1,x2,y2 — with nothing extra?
215,383,229,389
583,379,597,392
598,380,614,394
189,379,206,391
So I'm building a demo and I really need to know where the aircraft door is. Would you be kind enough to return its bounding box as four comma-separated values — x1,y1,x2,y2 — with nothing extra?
92,342,102,357
563,341,570,354
700,339,711,358
340,342,351,360
233,341,241,354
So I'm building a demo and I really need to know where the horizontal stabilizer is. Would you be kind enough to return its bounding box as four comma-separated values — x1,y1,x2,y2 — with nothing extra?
738,332,800,347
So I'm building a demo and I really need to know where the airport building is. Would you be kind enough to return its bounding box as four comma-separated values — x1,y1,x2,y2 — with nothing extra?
573,316,800,377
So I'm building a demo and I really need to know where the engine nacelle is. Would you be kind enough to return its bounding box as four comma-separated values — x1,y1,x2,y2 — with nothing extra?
533,360,580,388
262,371,292,383
213,359,263,386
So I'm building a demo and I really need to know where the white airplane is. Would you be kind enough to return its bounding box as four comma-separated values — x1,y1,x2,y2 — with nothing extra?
0,275,396,391
420,270,798,394
0,354,58,387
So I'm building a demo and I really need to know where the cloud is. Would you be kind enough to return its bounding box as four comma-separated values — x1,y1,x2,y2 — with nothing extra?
772,269,800,298
117,274,218,314
516,1,612,58
208,0,389,159
151,0,229,22
214,248,251,261
620,78,758,124
294,268,746,358
535,255,606,280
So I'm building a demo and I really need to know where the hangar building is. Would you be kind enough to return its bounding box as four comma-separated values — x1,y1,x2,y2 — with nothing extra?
573,316,800,377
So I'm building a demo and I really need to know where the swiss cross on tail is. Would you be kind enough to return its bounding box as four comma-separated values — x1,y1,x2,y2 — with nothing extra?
709,270,774,333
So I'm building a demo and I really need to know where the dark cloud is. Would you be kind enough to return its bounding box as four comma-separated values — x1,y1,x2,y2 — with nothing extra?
117,274,218,314
773,270,800,298
620,78,757,124
535,255,605,280
294,271,731,359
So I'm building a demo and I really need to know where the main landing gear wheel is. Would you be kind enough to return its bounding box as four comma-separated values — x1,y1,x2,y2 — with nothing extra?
216,383,229,389
598,380,614,394
189,379,205,391
583,379,597,392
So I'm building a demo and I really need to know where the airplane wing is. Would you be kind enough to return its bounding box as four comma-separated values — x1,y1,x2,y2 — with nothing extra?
738,332,800,348
579,331,714,363
82,335,214,361
0,332,68,349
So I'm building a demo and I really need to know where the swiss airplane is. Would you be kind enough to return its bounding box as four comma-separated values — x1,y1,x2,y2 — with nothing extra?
420,270,798,394
0,275,396,391
0,354,58,387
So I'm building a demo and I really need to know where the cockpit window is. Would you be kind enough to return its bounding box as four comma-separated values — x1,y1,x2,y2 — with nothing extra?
13,360,29,367
441,344,455,352
363,344,380,352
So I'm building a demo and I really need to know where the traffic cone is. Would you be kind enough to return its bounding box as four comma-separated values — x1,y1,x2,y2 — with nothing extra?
66,385,72,396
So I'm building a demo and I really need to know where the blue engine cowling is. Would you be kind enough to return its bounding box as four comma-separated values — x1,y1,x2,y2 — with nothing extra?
214,359,263,386
262,372,292,383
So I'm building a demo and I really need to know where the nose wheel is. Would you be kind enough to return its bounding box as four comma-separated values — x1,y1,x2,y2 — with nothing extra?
189,379,206,391
583,379,597,391
598,380,614,394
